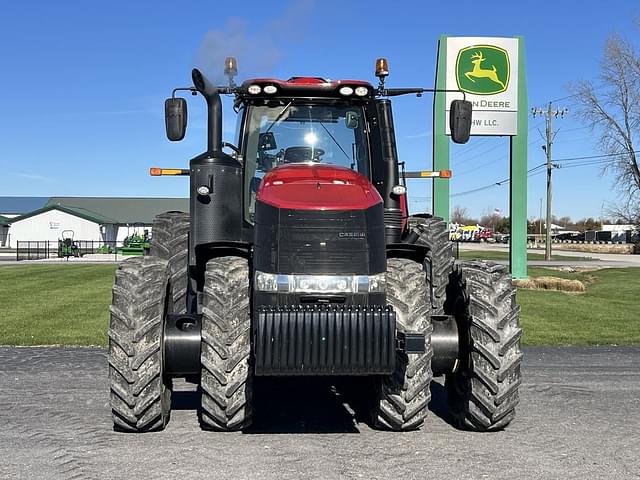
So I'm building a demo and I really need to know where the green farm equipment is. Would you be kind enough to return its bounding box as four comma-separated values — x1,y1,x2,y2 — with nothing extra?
97,244,113,254
119,231,151,256
57,230,81,259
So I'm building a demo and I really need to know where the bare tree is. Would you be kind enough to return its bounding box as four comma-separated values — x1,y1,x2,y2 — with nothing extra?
558,216,572,228
450,205,477,225
571,34,640,223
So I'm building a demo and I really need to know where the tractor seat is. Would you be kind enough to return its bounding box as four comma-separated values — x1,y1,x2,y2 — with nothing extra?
283,146,325,163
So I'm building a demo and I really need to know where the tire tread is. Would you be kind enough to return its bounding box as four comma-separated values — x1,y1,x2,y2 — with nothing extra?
199,256,253,431
446,260,523,431
108,256,171,432
372,258,433,431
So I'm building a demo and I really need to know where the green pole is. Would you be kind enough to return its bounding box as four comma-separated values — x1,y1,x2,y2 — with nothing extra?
509,37,528,279
433,35,450,223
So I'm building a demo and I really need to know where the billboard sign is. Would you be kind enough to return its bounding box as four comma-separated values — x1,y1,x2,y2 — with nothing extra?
445,37,519,135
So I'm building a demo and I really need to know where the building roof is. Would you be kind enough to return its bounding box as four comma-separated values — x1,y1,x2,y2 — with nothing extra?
0,197,50,214
10,205,117,225
46,197,189,224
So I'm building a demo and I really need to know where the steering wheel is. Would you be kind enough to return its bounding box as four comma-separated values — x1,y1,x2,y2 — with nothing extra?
283,146,325,163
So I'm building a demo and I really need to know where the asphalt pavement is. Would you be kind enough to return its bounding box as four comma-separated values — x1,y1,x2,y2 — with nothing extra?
1,346,639,480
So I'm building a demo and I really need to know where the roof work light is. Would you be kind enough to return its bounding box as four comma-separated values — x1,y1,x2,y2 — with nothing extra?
225,56,238,86
375,58,389,79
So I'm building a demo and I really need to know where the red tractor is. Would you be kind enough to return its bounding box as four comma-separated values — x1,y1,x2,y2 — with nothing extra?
108,58,522,433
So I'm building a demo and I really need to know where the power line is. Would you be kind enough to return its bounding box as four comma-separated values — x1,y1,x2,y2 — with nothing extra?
556,160,612,169
554,150,638,163
453,140,506,166
452,121,545,167
556,125,591,134
455,137,543,178
450,163,547,197
453,153,631,198
554,136,594,144
448,151,631,200
531,83,610,107
451,136,492,157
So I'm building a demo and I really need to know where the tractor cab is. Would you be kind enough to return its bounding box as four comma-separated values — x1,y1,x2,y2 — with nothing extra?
232,77,374,223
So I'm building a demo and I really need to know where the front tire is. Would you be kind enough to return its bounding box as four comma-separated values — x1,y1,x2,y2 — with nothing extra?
108,257,172,432
199,256,253,431
445,261,523,431
371,258,434,431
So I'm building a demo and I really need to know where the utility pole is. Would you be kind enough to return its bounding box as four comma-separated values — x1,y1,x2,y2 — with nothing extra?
531,103,567,261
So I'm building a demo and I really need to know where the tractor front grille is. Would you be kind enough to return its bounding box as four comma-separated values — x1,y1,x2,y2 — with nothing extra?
254,202,386,275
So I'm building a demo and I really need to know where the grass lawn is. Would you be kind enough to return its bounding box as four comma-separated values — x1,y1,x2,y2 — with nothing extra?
457,249,591,262
0,264,116,345
0,263,638,347
519,267,640,345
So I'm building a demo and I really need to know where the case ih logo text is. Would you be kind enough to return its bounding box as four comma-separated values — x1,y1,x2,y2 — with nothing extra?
456,45,510,95
339,232,366,239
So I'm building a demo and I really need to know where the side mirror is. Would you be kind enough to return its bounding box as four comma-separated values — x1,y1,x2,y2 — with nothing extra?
165,98,187,141
345,111,359,129
450,99,472,144
259,132,277,151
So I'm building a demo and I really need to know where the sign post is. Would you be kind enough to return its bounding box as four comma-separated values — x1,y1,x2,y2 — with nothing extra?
432,36,450,223
509,37,528,279
433,35,528,278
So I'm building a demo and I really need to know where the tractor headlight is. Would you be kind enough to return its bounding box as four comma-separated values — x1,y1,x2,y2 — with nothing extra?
254,271,386,293
339,86,354,96
255,271,280,292
354,86,369,97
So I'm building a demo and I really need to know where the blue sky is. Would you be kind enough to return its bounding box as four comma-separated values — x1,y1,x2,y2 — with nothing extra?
0,0,637,221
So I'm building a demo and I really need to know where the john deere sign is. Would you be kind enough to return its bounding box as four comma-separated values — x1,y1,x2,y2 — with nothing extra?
445,37,519,135
456,45,509,95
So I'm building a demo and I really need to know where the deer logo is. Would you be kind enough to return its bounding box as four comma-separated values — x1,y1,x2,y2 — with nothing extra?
465,52,506,89
456,45,510,95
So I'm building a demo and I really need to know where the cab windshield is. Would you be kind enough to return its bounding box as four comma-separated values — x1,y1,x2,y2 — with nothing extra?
242,102,370,221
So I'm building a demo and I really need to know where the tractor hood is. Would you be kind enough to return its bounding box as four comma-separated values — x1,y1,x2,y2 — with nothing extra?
256,163,382,211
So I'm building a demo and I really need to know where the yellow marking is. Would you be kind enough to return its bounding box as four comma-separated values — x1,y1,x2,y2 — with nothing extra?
418,170,452,178
150,167,187,176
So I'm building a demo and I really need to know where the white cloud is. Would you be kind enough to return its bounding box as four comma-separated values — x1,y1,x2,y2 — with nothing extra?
11,173,55,183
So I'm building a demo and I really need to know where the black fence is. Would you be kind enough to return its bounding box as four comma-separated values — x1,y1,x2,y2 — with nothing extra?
16,240,129,261
15,241,52,261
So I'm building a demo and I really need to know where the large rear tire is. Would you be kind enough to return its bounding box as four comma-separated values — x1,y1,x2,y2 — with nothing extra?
150,211,189,313
445,261,523,431
371,258,434,431
407,214,454,315
199,256,253,431
108,257,172,432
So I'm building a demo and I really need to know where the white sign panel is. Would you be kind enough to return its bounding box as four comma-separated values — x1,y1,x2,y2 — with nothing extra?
445,37,519,136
